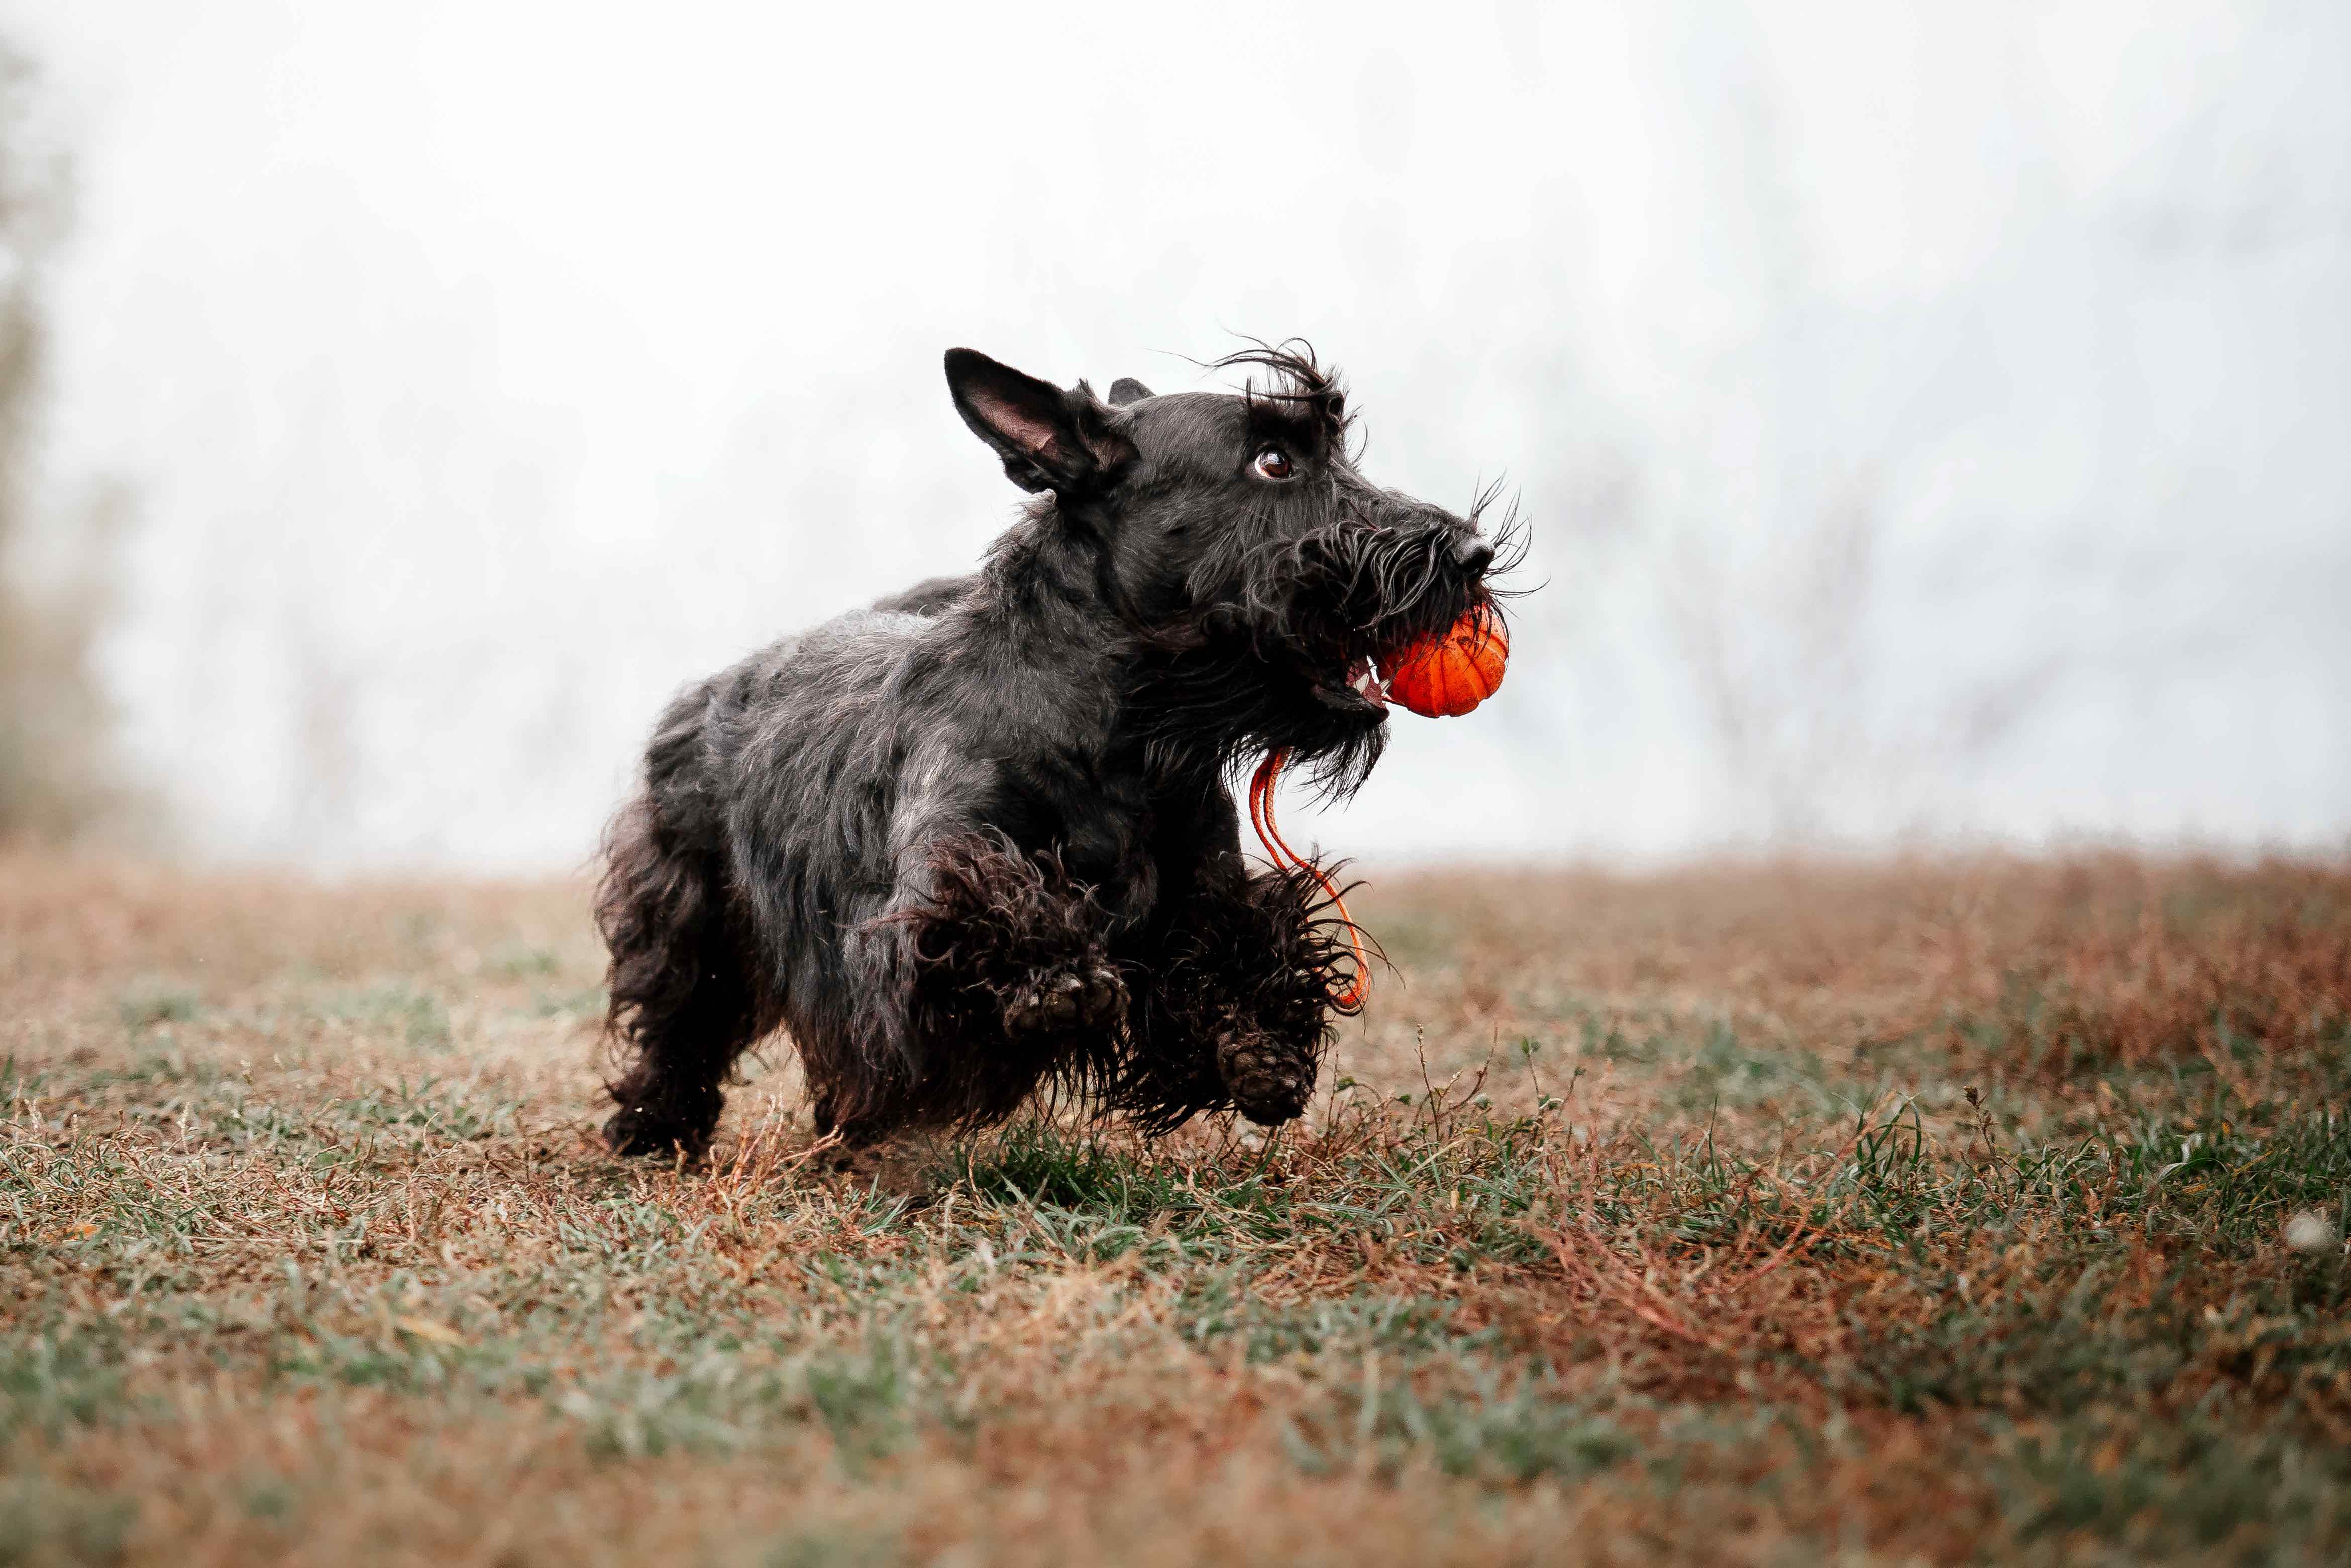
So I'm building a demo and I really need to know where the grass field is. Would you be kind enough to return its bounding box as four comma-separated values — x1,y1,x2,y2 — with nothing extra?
4,850,2349,1565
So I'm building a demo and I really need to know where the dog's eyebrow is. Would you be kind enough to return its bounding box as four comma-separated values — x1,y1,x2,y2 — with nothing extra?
1242,393,1331,451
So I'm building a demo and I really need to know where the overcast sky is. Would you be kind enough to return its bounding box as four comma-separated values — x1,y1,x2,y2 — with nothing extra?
11,0,2347,868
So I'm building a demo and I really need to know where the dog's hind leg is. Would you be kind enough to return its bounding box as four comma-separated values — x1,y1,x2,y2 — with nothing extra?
596,792,767,1157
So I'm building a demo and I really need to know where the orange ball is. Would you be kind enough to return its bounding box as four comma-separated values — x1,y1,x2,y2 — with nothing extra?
1387,603,1509,718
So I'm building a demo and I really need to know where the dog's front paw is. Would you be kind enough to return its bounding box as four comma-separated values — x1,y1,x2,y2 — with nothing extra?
1002,957,1128,1039
1216,1025,1315,1126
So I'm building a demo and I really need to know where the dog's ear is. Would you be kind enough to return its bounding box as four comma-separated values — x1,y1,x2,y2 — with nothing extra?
1107,377,1154,406
945,349,1133,495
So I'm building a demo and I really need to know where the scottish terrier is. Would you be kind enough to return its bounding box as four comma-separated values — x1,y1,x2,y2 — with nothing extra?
598,343,1513,1155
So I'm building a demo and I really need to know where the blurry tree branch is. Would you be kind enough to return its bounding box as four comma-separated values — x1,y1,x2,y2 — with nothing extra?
1664,481,2057,846
0,38,129,843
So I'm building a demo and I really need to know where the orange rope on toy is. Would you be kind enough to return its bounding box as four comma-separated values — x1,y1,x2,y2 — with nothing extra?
1247,748,1370,1012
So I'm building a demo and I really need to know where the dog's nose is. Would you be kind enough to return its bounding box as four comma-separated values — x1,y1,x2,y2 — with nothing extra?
1451,536,1494,575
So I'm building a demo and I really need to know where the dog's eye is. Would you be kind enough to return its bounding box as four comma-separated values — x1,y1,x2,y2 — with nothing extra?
1252,446,1294,481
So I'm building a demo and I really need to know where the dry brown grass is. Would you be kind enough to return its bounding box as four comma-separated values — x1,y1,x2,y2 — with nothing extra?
4,850,2348,1565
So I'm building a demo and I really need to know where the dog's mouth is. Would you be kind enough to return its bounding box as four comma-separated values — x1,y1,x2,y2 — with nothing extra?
1312,652,1390,716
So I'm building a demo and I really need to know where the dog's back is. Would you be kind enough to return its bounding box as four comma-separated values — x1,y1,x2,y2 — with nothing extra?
869,574,975,616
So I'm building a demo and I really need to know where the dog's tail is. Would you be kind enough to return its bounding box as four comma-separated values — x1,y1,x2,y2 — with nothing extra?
596,790,704,1054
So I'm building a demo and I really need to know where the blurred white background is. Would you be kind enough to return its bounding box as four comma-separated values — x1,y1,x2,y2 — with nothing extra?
9,0,2346,869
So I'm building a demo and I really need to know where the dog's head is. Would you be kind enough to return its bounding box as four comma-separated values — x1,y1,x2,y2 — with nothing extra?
946,342,1520,792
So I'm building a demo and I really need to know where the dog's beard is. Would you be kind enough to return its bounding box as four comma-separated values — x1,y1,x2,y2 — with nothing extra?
1127,635,1391,801
1129,528,1495,800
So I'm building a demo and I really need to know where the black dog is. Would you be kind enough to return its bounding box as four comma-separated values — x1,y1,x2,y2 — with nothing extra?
597,343,1511,1155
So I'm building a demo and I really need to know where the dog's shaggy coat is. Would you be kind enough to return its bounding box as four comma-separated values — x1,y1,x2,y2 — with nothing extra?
598,345,1513,1154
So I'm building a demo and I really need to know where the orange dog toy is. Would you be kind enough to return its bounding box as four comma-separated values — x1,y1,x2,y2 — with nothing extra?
1384,602,1509,719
